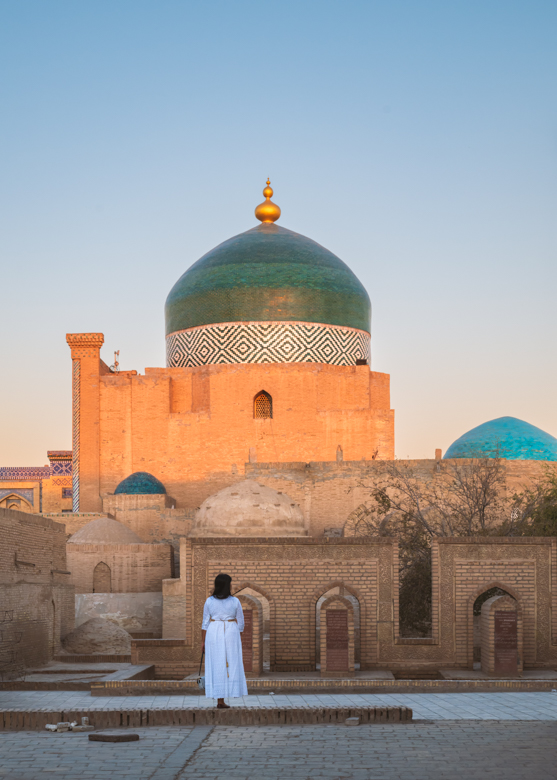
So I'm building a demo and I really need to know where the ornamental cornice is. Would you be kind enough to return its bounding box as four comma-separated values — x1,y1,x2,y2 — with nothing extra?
66,333,105,349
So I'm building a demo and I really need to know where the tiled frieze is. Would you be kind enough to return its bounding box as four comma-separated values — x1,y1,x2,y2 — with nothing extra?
166,321,371,368
0,467,49,481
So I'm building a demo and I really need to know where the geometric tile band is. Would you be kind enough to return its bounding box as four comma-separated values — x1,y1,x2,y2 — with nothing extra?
166,321,371,368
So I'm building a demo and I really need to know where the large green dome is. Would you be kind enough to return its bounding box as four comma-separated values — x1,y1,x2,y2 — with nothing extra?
165,223,371,335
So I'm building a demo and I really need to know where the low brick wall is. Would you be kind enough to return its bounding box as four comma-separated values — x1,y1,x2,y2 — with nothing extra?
0,705,412,730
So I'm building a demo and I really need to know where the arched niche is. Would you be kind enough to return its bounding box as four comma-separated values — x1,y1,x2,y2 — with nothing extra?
468,582,519,668
234,583,272,672
315,584,361,670
93,561,112,593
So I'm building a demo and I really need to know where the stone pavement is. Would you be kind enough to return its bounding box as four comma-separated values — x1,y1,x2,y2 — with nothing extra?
1,721,557,779
3,689,557,719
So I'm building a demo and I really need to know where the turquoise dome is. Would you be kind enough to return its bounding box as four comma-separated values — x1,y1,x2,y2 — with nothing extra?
114,472,166,495
444,417,557,461
165,223,371,335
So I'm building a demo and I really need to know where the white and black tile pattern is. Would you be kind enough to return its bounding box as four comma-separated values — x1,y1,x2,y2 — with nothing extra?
166,321,371,368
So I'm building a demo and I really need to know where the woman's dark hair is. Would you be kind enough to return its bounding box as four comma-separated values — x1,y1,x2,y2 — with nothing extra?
212,573,232,600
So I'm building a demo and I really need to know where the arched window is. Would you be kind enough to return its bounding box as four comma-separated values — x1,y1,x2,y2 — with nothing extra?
254,391,272,419
93,561,112,593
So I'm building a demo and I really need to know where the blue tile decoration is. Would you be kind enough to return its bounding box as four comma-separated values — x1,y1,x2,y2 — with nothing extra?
50,461,72,476
165,223,372,336
0,467,49,481
444,416,557,461
0,488,34,505
166,321,370,368
114,472,166,495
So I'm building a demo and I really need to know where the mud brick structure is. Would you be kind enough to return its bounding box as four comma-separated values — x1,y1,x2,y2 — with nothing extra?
0,507,74,670
481,595,523,675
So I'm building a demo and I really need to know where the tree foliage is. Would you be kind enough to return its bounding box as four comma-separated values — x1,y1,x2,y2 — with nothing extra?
345,457,557,636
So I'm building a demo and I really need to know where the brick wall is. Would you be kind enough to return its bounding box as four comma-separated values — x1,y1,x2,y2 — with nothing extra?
66,542,173,593
0,507,74,669
133,535,557,677
68,346,395,512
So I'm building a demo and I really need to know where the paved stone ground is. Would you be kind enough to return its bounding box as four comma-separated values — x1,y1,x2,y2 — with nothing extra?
3,689,557,719
1,721,557,780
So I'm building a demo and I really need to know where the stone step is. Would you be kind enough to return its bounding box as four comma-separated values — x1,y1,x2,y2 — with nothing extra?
0,705,412,730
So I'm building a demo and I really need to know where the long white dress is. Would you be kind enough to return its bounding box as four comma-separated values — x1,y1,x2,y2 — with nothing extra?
202,595,248,700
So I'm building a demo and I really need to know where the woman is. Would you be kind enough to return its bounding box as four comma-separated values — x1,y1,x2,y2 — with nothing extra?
201,573,248,708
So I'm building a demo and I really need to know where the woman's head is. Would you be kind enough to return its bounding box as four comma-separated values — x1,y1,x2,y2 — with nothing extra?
212,573,232,599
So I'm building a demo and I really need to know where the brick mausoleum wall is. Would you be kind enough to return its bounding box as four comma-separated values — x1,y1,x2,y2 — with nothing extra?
66,542,173,594
0,507,74,669
135,537,395,676
133,536,557,677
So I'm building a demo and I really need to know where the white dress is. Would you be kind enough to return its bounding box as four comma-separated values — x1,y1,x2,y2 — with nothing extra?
202,596,248,699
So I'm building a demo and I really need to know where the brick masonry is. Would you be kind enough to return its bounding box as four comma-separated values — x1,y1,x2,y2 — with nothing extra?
131,536,557,677
0,507,74,669
66,542,174,594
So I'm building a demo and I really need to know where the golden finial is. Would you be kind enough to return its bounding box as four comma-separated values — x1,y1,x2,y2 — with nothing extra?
255,178,281,223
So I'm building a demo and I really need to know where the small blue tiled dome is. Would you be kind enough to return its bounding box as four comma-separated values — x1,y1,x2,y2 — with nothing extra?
114,472,166,495
444,417,557,461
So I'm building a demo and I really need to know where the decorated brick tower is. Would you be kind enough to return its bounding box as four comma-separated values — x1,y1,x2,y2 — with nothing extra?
67,181,394,512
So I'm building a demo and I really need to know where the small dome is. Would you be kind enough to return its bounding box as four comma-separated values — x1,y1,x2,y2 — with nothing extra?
68,517,144,544
114,472,166,495
190,479,307,537
444,416,557,461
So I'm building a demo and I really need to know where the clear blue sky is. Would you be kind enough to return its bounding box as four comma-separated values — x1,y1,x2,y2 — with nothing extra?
1,0,556,464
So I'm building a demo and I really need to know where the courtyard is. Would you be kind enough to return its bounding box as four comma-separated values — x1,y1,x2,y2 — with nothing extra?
2,692,557,779
1,719,557,780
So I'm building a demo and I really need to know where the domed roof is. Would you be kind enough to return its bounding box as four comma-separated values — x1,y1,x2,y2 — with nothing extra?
444,416,557,461
190,480,307,537
114,472,166,495
165,223,371,335
67,517,144,544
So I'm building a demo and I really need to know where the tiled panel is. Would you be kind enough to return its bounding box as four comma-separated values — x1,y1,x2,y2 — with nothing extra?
167,321,371,368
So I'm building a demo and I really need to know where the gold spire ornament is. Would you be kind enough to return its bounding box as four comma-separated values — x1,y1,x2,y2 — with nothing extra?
255,178,281,223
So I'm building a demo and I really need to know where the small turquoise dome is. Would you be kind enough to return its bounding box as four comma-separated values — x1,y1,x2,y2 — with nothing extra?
114,472,166,495
444,417,557,461
165,223,371,335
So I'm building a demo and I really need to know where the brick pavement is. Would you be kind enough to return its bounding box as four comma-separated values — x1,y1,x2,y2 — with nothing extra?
1,721,557,780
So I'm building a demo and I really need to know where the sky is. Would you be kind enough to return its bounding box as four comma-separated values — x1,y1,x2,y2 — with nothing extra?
0,0,556,464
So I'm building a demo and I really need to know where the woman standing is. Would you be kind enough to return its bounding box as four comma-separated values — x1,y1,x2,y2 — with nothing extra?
201,573,248,708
